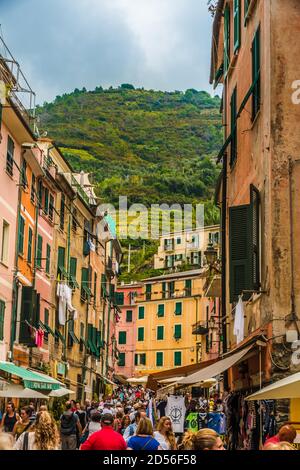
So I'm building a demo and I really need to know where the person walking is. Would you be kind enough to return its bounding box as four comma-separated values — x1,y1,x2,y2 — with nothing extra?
12,406,33,440
121,415,131,435
60,401,82,450
264,424,296,447
127,418,161,451
14,411,60,450
181,428,225,451
154,417,176,450
1,402,20,433
80,413,127,450
123,411,146,442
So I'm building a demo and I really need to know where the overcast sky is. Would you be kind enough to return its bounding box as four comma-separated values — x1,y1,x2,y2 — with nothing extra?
1,0,215,104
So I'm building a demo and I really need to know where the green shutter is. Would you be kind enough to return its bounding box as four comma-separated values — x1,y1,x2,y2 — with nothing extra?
174,324,182,339
46,244,51,274
0,300,5,341
81,268,91,300
18,216,25,255
69,258,79,289
126,310,133,322
19,287,40,345
185,279,192,296
27,227,33,263
118,331,127,345
162,282,167,299
118,353,125,367
138,327,144,342
251,185,261,291
157,304,164,317
230,87,237,167
138,306,145,319
92,327,98,357
140,354,146,365
157,326,164,340
174,351,182,366
6,136,14,175
36,235,43,268
135,354,138,366
244,0,250,23
101,274,108,298
229,205,253,303
224,4,230,74
252,26,261,120
57,246,66,277
169,281,175,297
44,188,49,214
115,292,124,305
146,284,152,300
94,272,97,305
234,0,241,52
156,352,163,367
175,302,182,315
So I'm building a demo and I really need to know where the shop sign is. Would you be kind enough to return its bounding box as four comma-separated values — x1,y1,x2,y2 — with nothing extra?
57,363,66,376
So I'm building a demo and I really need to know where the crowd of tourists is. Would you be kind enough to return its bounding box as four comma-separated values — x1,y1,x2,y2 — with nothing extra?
0,385,298,451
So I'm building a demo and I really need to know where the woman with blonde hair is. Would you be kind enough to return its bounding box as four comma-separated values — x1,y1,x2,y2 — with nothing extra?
154,417,176,450
181,428,225,451
263,441,295,451
0,432,15,450
127,418,161,451
14,411,60,450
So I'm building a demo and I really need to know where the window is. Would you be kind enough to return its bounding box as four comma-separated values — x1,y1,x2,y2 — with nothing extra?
80,322,85,352
101,274,107,298
164,239,174,251
162,282,168,299
224,4,230,75
26,227,32,264
43,308,50,341
6,136,14,176
140,353,146,365
169,281,175,297
146,284,152,301
72,208,78,232
69,257,79,289
157,326,164,340
185,279,192,296
176,238,182,245
1,220,9,265
115,292,124,305
191,252,201,266
234,0,241,53
138,306,145,320
230,87,237,167
126,310,133,322
81,267,91,301
174,324,182,340
93,272,97,306
118,353,125,367
175,302,182,316
0,300,5,341
174,351,182,366
252,26,261,120
49,194,54,222
57,246,66,278
175,254,183,262
60,194,65,230
134,354,138,366
229,187,260,303
21,159,27,188
157,304,164,317
118,331,127,345
38,180,43,208
36,235,43,269
46,244,51,274
43,187,49,215
18,216,25,255
156,352,163,367
31,174,36,203
166,255,175,269
138,327,144,341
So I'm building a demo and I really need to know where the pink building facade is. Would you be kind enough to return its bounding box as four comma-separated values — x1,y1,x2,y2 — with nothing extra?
115,283,143,379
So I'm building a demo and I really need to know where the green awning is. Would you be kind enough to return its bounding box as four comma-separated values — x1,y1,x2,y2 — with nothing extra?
87,339,97,355
0,361,62,390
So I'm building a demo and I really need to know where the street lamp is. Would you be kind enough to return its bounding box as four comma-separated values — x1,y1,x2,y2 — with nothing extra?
204,243,218,266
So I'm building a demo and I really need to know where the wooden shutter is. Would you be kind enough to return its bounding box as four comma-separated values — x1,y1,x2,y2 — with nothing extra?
224,4,230,74
118,353,125,367
174,351,182,366
138,306,145,319
138,327,144,341
27,227,33,263
70,257,77,278
37,235,43,268
119,331,127,344
156,352,163,367
126,310,132,322
146,284,152,300
251,185,261,291
252,26,261,119
157,304,164,317
0,300,5,341
175,302,182,315
19,287,39,345
230,87,237,166
234,0,241,52
46,244,51,274
229,205,253,302
157,326,164,340
174,324,182,339
18,216,25,254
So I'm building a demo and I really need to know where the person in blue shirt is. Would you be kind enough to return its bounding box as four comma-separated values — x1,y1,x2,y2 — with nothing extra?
127,418,161,451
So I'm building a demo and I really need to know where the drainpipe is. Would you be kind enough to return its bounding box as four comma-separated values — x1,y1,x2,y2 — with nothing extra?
288,157,299,335
221,153,228,355
10,150,25,360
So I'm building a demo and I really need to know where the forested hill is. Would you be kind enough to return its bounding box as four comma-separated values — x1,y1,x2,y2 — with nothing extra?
37,85,222,223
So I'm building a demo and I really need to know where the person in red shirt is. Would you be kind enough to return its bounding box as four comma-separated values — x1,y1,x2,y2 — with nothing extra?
80,414,127,451
264,424,296,448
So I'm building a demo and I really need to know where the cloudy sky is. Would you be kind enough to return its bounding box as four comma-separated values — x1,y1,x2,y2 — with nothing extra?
1,0,214,104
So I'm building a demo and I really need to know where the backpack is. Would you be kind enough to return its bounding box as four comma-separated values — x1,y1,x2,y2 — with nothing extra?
60,413,77,436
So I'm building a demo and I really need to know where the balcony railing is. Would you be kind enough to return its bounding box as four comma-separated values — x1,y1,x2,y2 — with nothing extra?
192,321,209,336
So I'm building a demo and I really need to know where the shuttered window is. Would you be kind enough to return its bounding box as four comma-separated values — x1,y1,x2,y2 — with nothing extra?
140,353,146,365
185,279,192,297
234,0,241,52
115,292,124,305
18,216,25,255
230,87,238,167
251,185,261,291
93,272,97,306
138,306,145,319
69,257,79,289
169,281,175,297
46,244,51,274
138,327,144,342
36,235,43,269
252,26,261,120
157,304,164,317
174,351,182,366
119,331,127,345
229,204,252,302
162,282,167,299
0,300,5,341
19,287,40,345
126,310,133,322
49,194,54,222
175,302,182,315
224,5,230,75
156,352,163,367
101,274,107,298
81,268,91,301
27,227,33,264
44,188,49,215
118,353,125,367
60,194,65,230
146,284,152,301
174,324,182,340
157,326,164,340
6,136,14,176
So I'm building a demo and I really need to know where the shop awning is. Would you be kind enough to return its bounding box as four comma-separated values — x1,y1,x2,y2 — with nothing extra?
49,387,75,397
246,373,300,401
127,376,148,384
0,362,63,390
0,383,49,399
178,345,254,385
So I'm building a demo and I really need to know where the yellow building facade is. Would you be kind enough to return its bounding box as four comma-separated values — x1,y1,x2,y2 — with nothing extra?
134,269,208,376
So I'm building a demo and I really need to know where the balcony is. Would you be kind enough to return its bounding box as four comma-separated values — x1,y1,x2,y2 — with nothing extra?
192,321,209,336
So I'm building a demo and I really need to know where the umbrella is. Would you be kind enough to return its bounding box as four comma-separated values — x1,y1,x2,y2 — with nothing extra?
49,387,75,397
126,376,148,384
246,372,300,400
0,383,49,399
